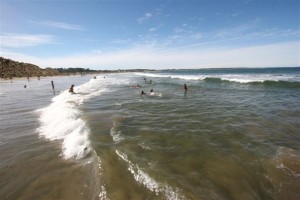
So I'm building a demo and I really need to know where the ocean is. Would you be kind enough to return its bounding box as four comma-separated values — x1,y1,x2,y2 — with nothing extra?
0,67,300,200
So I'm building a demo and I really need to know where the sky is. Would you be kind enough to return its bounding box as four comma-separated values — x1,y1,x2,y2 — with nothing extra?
0,0,299,69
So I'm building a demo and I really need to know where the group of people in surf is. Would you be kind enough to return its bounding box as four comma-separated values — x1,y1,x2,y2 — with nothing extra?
66,76,188,95
140,77,188,95
140,88,157,95
140,84,187,95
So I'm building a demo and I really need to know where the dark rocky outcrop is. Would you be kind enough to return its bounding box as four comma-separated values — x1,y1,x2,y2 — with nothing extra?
0,57,60,78
0,57,157,79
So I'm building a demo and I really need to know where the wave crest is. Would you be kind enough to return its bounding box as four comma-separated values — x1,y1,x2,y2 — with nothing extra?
37,78,106,160
136,72,300,89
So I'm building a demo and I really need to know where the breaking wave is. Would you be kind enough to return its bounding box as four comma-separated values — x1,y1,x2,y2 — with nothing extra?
136,72,300,89
116,150,186,200
37,78,107,160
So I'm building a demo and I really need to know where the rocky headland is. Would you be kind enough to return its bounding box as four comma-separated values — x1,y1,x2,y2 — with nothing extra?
0,57,60,78
0,57,156,79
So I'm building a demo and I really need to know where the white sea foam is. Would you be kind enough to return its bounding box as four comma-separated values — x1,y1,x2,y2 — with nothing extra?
135,72,203,81
217,74,277,83
138,142,151,150
135,72,299,83
98,185,109,200
116,150,186,200
274,147,300,178
37,78,107,160
110,127,124,143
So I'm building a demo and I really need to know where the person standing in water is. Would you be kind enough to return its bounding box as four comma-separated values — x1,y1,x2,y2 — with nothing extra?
51,81,55,90
184,84,188,92
69,84,75,94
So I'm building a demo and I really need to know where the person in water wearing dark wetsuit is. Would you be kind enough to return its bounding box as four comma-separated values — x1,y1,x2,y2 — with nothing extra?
69,84,75,93
184,84,188,92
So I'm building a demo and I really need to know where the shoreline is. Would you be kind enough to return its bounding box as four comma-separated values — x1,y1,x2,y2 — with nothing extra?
0,71,147,84
0,70,157,81
0,73,108,83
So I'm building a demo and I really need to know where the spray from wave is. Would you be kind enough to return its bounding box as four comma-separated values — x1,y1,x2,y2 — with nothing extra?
37,78,106,160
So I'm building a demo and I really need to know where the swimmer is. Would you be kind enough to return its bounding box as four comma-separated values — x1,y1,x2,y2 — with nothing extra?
141,91,146,95
131,84,141,88
150,89,154,96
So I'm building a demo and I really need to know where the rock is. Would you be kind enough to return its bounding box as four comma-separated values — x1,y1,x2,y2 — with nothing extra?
0,57,60,78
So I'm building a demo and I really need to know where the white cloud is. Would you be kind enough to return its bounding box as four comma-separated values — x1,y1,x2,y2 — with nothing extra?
2,41,299,69
145,13,152,18
232,12,240,17
137,12,153,24
0,33,55,48
149,24,163,32
149,27,157,32
31,20,86,31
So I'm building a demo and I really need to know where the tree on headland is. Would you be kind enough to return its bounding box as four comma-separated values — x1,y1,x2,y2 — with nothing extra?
56,67,97,74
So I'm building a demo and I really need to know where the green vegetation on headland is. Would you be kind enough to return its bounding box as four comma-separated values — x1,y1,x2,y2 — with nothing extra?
0,57,155,79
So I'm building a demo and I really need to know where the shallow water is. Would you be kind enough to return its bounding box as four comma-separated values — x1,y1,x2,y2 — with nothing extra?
1,68,300,200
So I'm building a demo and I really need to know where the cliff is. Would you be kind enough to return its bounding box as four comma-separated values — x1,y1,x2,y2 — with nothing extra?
0,57,60,78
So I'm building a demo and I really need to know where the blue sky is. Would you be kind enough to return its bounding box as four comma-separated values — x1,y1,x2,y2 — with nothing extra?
1,0,299,69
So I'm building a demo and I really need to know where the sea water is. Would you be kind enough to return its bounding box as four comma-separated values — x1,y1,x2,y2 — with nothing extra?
0,68,300,200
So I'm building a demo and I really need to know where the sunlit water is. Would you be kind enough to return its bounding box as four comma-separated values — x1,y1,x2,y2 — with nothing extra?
1,68,300,200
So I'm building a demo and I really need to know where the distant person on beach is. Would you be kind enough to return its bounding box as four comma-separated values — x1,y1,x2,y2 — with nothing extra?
184,84,188,92
51,81,55,90
69,84,75,94
141,91,146,95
